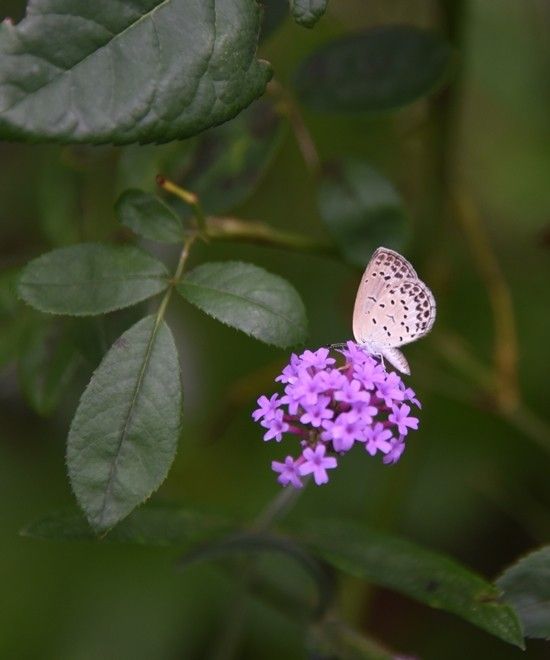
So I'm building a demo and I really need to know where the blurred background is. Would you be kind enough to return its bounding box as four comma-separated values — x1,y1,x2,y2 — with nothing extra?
1,0,549,658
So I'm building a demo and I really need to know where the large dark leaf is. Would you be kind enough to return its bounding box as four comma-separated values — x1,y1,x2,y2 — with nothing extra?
21,505,230,546
0,0,271,144
67,315,183,532
170,97,286,215
317,159,408,267
497,546,550,640
177,261,308,347
294,26,452,113
290,0,328,28
298,519,525,648
18,243,169,315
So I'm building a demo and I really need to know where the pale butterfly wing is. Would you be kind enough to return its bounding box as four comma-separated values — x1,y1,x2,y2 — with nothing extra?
352,247,417,336
352,247,436,375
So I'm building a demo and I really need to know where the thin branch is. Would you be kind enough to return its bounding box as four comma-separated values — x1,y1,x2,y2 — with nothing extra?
205,215,336,256
452,192,520,413
433,331,550,454
267,79,321,175
156,175,207,234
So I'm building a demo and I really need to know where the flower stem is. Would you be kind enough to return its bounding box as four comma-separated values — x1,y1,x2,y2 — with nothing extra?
253,480,307,532
211,483,308,660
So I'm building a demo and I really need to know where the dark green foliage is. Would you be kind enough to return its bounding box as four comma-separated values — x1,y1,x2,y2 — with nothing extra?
67,316,183,532
18,244,169,315
497,546,550,639
116,190,184,244
298,519,525,648
178,261,308,347
290,0,328,28
170,98,286,216
294,26,452,113
21,505,231,546
2,2,547,658
317,159,408,267
0,0,271,144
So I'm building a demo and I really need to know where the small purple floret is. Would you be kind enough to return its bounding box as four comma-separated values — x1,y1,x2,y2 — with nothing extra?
363,422,393,456
383,436,406,464
299,445,337,485
261,409,289,442
252,341,423,488
388,403,419,436
272,456,303,488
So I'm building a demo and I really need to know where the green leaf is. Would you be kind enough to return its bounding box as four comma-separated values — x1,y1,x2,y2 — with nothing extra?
171,98,286,216
21,505,230,546
0,0,272,145
115,189,184,244
18,243,169,316
317,159,408,267
294,26,452,113
298,519,525,649
496,546,550,639
18,320,81,416
290,0,328,28
67,315,182,532
177,261,308,347
179,531,335,617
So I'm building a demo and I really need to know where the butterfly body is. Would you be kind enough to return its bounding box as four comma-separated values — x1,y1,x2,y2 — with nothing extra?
352,247,436,375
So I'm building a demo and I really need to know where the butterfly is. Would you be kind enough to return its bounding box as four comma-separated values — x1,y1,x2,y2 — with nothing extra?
352,247,436,375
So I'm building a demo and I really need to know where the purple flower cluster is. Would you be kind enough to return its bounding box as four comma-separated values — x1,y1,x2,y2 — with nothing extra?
252,342,421,488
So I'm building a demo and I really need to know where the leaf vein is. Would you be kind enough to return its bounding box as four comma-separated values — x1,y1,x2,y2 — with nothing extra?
2,0,172,115
182,280,299,329
96,319,162,528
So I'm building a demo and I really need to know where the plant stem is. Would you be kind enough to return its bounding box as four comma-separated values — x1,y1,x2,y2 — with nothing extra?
433,0,520,412
156,175,207,233
253,479,307,532
452,193,520,412
154,233,197,329
205,216,336,256
211,484,307,660
157,174,337,258
267,79,321,175
433,331,550,454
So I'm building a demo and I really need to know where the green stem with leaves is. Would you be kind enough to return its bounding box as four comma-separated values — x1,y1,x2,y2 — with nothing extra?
157,176,337,257
154,232,197,330
157,175,207,233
